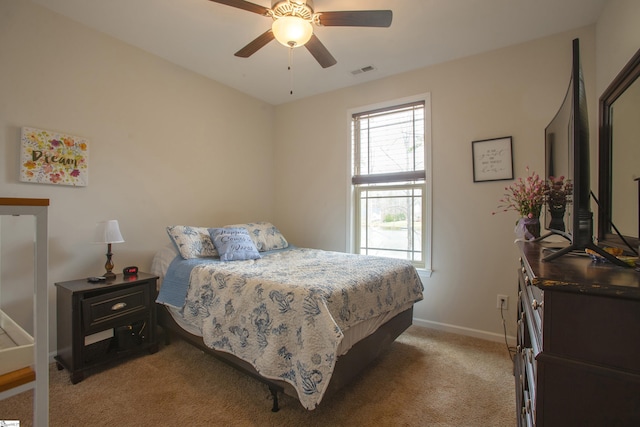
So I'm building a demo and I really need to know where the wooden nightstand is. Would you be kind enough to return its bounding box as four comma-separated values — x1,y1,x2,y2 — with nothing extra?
54,273,159,384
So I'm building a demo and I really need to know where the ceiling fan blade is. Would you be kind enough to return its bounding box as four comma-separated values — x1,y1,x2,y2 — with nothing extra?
234,29,275,58
317,10,393,27
305,34,337,68
207,0,270,16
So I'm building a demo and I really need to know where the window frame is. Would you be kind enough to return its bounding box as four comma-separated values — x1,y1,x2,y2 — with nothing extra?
347,93,432,275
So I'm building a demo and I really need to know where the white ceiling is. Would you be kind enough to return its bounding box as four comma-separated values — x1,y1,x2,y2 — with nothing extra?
30,0,608,105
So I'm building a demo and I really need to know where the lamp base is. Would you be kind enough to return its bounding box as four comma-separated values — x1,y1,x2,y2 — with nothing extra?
104,243,116,280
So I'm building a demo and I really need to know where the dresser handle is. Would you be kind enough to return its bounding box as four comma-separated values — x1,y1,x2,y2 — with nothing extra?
111,302,127,311
532,300,542,310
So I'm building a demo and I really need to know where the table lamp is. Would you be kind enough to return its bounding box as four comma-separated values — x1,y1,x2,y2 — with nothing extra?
94,220,124,279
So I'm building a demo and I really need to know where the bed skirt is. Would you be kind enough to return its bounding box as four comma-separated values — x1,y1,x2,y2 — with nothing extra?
156,303,413,411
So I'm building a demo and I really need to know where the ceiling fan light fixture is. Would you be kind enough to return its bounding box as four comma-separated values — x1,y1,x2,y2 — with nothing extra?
272,16,313,48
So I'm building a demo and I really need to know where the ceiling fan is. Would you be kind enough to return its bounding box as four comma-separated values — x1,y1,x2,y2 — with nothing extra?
208,0,393,68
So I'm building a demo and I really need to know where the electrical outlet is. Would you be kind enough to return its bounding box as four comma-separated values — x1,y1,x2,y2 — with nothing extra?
497,294,509,310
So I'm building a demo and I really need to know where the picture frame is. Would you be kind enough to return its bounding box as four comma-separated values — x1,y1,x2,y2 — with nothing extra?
20,127,89,187
472,136,513,182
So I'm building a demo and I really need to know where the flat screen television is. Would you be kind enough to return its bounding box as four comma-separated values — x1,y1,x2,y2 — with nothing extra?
540,38,627,266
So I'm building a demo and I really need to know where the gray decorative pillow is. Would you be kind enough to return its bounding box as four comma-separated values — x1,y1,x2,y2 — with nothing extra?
209,228,261,261
224,221,288,251
166,225,218,259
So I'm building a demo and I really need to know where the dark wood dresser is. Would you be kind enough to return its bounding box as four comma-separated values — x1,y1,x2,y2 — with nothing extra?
516,241,640,426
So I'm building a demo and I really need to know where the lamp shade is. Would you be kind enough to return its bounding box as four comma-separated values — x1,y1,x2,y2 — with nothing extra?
272,16,313,48
94,220,124,244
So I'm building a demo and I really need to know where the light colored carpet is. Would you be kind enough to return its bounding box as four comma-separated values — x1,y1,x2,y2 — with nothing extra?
0,326,515,426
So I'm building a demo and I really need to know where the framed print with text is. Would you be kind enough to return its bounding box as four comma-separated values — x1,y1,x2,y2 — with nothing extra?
472,136,513,182
20,127,89,186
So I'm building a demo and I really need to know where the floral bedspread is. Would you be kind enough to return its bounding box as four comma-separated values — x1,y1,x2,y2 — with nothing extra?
178,248,424,409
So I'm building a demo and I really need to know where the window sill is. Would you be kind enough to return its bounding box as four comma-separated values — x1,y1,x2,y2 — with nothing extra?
416,268,432,278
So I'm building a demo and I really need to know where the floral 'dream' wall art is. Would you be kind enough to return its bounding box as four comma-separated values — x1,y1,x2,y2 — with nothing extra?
20,127,89,186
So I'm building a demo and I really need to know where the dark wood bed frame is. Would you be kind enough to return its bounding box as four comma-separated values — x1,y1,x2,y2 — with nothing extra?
157,304,413,411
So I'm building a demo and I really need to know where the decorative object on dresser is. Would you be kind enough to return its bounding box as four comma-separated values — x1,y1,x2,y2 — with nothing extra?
93,220,125,279
544,176,572,233
54,273,159,384
493,167,545,240
515,240,640,426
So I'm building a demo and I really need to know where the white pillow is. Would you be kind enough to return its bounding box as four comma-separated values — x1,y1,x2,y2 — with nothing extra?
166,225,218,259
150,243,179,287
225,221,289,252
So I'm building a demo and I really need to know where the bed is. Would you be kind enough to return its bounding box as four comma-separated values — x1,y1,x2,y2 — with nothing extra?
151,222,424,411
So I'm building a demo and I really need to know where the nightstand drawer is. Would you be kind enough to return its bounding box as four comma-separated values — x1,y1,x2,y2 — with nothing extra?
82,284,149,332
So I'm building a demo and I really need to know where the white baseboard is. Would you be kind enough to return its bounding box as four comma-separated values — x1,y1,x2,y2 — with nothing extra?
413,317,516,346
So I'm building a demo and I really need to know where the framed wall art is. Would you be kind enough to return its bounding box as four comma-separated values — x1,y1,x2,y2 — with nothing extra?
472,136,513,182
20,127,89,187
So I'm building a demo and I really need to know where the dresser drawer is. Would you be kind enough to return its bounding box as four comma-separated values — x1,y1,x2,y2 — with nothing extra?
519,259,544,319
523,348,537,424
82,284,149,333
518,264,543,355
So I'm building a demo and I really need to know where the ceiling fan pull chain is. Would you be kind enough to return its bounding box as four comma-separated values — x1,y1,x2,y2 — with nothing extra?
288,46,294,95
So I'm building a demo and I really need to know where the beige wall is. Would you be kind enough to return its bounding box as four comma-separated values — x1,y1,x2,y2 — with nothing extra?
0,0,275,349
1,0,639,355
596,0,640,95
274,0,640,340
273,28,598,340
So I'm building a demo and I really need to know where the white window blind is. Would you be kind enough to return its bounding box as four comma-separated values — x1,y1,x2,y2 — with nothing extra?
352,100,427,267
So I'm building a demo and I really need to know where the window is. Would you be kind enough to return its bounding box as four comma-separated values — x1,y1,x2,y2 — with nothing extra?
350,95,431,272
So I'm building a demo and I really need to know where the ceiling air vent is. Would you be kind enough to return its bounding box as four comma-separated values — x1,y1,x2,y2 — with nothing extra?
351,65,376,76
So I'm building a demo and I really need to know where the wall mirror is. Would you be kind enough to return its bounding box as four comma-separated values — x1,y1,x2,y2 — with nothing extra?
598,47,640,253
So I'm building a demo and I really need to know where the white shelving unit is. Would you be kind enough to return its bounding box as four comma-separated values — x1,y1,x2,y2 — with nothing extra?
0,198,49,426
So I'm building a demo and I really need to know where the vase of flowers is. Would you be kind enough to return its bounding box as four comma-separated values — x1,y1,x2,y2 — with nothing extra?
493,167,545,240
521,216,541,240
545,176,572,232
